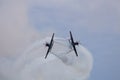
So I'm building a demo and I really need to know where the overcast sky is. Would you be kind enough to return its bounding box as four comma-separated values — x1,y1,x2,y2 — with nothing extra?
29,0,120,80
0,0,120,80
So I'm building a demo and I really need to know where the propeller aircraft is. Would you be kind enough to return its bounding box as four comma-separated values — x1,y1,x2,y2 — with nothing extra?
45,31,80,59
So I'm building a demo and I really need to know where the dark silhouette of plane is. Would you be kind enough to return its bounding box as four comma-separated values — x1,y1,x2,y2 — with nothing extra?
44,31,79,59
45,33,54,59
69,31,79,56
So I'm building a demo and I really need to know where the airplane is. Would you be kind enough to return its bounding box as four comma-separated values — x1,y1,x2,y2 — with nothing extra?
45,33,54,59
45,31,79,59
69,31,79,56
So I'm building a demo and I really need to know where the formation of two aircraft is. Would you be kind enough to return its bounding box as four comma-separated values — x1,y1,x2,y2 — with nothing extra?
45,31,80,59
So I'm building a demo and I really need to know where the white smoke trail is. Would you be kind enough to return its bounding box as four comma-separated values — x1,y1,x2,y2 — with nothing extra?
0,0,93,80
0,38,93,80
0,0,42,79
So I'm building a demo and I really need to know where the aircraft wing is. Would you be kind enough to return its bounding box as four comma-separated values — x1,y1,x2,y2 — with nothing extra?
72,44,78,56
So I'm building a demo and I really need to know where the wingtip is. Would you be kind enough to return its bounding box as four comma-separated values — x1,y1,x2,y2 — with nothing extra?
76,54,78,57
45,56,47,59
52,33,55,37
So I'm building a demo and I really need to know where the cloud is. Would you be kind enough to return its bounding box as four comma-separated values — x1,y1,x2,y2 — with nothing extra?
0,0,93,80
0,0,41,56
0,38,93,80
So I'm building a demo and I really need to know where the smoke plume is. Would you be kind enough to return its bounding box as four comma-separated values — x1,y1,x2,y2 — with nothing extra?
0,0,93,80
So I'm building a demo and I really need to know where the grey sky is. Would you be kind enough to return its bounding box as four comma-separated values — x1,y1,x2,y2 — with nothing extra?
29,0,120,80
0,0,120,80
29,0,120,34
